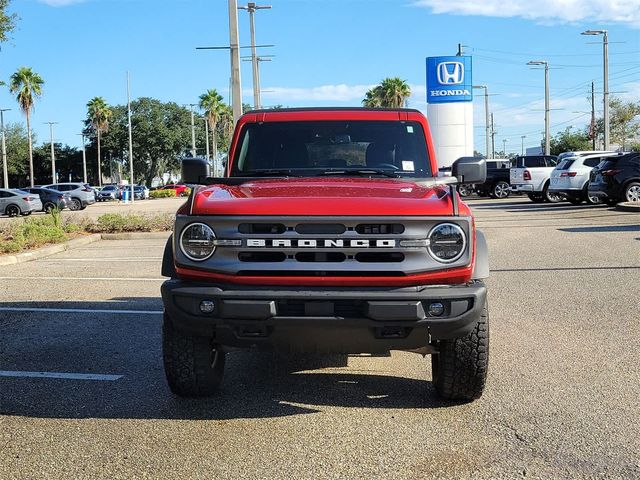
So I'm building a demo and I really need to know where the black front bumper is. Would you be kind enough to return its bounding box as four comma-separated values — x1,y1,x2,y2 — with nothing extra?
161,280,487,354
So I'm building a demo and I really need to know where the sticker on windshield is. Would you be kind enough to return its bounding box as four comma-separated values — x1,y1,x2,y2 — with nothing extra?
406,126,414,133
402,161,415,171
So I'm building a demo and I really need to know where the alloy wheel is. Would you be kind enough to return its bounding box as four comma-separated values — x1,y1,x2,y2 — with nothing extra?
493,181,510,199
625,184,640,202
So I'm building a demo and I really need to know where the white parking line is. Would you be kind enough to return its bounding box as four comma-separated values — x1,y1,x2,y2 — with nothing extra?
0,307,163,315
0,276,165,281
44,258,162,262
0,370,123,381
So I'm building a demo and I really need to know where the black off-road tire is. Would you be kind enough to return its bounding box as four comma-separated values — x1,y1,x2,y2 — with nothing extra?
162,312,225,397
431,301,489,402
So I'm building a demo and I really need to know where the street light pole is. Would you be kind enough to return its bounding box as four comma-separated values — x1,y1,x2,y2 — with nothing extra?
228,0,243,123
45,122,58,183
502,138,508,155
77,133,88,184
527,60,550,155
521,135,526,155
127,71,135,204
582,29,609,150
189,104,198,157
239,2,271,110
203,118,210,160
0,109,10,189
490,113,496,159
473,85,490,159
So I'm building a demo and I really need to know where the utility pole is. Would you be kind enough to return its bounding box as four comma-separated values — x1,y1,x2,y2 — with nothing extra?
242,55,273,108
203,118,210,160
490,113,496,159
590,81,597,150
127,71,135,203
77,133,88,184
473,85,490,158
502,138,508,155
45,122,58,183
229,0,243,123
527,60,550,155
239,2,271,110
0,109,10,189
582,30,609,150
521,135,526,155
189,104,198,157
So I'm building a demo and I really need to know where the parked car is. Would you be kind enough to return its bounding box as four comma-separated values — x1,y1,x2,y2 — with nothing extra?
548,152,619,205
475,159,512,199
160,184,189,196
97,184,119,201
0,188,43,217
134,185,150,200
510,155,560,203
589,152,640,205
21,187,70,212
44,183,96,210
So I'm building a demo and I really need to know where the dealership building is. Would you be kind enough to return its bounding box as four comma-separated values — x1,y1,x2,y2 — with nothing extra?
426,56,474,172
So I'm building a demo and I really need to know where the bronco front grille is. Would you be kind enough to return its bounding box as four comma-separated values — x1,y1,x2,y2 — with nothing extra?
174,215,472,277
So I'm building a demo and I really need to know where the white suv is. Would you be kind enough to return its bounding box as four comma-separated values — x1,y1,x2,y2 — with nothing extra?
549,152,619,205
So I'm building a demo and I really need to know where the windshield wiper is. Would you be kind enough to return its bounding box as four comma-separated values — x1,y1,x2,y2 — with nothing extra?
237,169,302,178
316,168,399,178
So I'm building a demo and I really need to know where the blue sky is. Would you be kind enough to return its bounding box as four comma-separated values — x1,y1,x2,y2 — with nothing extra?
0,0,638,154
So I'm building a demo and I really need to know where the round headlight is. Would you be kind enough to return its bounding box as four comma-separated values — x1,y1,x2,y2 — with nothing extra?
180,223,216,261
427,223,466,263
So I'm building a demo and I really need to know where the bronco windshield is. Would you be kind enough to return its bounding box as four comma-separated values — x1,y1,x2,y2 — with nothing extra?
231,121,432,178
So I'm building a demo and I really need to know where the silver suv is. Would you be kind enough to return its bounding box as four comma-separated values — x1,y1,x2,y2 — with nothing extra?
44,183,96,210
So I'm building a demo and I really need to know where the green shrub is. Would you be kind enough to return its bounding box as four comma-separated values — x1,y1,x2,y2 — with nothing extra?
182,187,192,197
150,189,176,199
0,214,68,253
89,213,174,233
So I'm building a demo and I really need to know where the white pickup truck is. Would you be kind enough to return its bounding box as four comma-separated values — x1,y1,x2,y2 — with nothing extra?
510,155,561,203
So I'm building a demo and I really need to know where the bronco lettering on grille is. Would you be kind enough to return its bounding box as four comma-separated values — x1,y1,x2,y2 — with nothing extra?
246,239,397,248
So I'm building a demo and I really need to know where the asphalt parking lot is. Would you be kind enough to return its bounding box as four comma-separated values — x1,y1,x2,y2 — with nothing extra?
1,197,639,479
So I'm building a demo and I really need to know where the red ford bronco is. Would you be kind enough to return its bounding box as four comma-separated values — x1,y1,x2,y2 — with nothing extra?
161,108,489,401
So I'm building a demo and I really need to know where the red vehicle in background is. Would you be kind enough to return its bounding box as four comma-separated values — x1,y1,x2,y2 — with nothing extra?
160,107,489,402
161,184,189,196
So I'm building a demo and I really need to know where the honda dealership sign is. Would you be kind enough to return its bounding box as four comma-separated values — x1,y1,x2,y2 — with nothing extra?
426,56,474,170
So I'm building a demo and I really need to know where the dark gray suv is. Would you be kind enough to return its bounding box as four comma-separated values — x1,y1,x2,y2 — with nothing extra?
44,183,96,210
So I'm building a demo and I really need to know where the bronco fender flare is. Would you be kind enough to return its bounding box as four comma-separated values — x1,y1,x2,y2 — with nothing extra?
472,230,489,280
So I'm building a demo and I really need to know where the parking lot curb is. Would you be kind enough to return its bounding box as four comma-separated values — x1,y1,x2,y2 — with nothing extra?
0,234,102,266
616,202,640,212
0,231,172,266
100,232,172,240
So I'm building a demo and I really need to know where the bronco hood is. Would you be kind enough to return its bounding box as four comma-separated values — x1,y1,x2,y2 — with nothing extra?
190,178,462,216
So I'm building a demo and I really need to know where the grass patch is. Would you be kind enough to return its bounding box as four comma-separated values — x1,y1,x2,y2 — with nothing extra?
1,211,173,254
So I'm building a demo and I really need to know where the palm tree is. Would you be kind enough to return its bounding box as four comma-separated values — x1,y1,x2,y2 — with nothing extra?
362,86,384,108
87,97,112,187
199,89,227,164
380,77,411,108
9,67,44,187
362,78,411,108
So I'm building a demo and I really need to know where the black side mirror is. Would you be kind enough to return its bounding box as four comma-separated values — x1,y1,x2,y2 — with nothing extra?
452,157,486,184
181,158,210,185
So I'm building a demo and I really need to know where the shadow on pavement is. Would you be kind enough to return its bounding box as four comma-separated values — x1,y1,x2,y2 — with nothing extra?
0,300,450,421
558,225,640,233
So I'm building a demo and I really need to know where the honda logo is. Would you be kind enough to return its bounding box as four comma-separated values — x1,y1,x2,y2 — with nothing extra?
437,62,464,85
